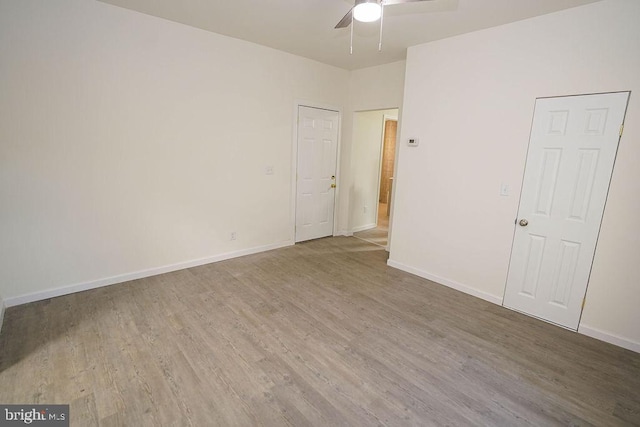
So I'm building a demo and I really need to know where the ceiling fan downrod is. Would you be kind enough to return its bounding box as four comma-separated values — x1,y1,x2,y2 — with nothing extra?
350,13,354,54
340,0,432,54
378,3,384,52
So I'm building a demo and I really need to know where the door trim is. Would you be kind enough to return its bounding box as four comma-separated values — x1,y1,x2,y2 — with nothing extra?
502,90,631,330
291,100,343,243
375,114,398,229
386,109,402,253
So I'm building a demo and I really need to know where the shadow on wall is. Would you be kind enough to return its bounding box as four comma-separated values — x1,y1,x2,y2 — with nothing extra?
347,184,361,233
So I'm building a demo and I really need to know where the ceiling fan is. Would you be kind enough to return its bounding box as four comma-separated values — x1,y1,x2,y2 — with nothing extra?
335,0,434,53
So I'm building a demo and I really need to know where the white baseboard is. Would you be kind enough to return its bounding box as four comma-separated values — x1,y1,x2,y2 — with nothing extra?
386,260,639,354
4,241,293,308
351,223,377,233
337,229,353,237
578,324,640,354
386,259,504,305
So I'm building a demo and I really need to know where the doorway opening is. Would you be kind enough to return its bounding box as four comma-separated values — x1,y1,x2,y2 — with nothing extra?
351,108,398,249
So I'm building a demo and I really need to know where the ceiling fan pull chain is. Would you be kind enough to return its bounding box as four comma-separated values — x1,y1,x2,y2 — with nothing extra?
378,3,384,52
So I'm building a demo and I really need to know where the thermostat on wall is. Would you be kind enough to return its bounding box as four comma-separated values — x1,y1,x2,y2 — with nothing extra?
407,138,419,147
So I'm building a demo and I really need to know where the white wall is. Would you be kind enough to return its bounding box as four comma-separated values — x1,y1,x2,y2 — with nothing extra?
390,0,640,352
337,61,406,234
348,61,406,113
350,109,397,232
0,0,348,304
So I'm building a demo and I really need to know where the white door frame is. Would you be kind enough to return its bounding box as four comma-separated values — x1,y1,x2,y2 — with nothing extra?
386,109,403,253
291,100,343,243
503,91,630,330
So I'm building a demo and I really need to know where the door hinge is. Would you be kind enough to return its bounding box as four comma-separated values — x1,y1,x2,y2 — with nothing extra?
619,123,624,137
582,297,586,310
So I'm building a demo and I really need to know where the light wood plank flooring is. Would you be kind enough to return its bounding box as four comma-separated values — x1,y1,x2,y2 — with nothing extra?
1,237,639,426
354,203,389,248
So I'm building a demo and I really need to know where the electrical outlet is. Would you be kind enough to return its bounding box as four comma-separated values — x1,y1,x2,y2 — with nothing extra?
230,231,237,241
265,166,274,175
363,206,368,213
500,183,510,196
407,137,419,147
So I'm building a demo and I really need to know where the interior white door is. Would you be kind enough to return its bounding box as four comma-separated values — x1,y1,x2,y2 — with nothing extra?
295,106,339,243
504,92,629,330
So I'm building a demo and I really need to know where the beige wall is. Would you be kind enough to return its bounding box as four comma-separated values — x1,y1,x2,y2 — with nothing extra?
390,0,640,351
0,0,348,303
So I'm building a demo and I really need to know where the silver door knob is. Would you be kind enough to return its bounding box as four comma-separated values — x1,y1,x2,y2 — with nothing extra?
519,219,529,227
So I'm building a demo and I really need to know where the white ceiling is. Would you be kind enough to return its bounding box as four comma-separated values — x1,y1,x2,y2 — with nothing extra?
98,0,600,70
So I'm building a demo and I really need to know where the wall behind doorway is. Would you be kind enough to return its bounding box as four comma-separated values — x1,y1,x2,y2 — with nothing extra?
350,109,399,232
336,61,406,236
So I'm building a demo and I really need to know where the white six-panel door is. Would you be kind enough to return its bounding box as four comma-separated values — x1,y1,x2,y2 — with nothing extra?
295,106,339,243
504,92,629,330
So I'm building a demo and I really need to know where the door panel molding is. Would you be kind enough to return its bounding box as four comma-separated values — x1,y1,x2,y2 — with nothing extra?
291,101,342,243
504,91,630,330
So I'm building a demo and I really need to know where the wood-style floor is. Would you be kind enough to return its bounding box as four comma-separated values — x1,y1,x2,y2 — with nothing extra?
1,237,639,426
354,203,389,248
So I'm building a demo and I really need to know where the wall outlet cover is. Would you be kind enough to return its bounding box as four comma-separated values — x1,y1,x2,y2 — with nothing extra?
407,138,419,147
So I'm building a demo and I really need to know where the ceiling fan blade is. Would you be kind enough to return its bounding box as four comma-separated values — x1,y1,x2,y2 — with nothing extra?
335,8,353,29
382,0,434,5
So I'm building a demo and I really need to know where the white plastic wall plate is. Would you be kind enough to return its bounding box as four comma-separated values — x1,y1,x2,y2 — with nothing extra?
407,138,419,147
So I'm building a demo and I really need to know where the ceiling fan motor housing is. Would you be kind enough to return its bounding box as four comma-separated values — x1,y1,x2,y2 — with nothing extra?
353,0,382,22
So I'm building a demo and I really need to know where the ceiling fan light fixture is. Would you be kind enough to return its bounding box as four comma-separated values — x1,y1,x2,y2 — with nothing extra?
353,1,382,23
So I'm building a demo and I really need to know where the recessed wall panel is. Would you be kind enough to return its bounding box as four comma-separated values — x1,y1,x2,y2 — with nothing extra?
301,194,313,226
549,241,581,307
301,138,314,180
319,192,329,225
568,149,600,222
321,139,333,179
584,108,609,135
303,117,315,129
547,110,569,135
534,149,562,216
520,235,546,298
